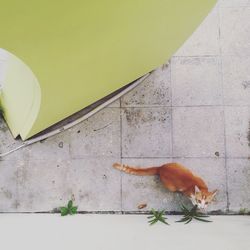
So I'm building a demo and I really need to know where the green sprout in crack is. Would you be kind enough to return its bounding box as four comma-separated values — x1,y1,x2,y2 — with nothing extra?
147,209,169,226
60,200,78,216
239,208,249,215
176,204,212,224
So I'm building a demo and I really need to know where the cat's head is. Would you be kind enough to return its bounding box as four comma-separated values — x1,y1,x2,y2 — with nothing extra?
189,186,218,210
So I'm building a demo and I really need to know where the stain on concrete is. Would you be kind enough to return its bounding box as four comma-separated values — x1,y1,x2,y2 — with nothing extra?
124,109,167,126
179,57,203,66
1,188,12,199
0,118,9,133
247,121,250,147
58,142,64,148
243,163,250,186
215,151,220,157
12,200,20,209
17,166,28,186
93,123,112,132
124,109,143,125
79,192,90,202
133,182,147,189
242,80,250,89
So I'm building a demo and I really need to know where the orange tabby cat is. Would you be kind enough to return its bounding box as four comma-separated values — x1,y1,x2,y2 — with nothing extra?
113,162,217,210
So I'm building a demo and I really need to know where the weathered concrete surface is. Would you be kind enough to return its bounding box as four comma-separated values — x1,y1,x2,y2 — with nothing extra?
0,0,250,213
172,107,225,158
121,65,171,107
69,108,121,158
122,107,172,157
171,57,223,106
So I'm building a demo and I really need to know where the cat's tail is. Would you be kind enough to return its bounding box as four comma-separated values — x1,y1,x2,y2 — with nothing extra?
113,163,160,176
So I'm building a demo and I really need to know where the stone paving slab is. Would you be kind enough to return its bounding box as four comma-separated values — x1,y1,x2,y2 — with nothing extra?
225,106,250,158
121,107,172,158
227,159,250,212
28,131,71,161
67,158,121,211
0,160,19,212
121,65,171,107
222,56,250,105
16,159,71,212
171,57,223,106
69,108,121,158
172,107,225,158
220,7,250,56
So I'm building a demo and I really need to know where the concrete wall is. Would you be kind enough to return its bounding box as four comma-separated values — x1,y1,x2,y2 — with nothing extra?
0,0,250,214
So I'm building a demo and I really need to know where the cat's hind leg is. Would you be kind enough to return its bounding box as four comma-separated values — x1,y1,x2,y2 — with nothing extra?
161,181,178,192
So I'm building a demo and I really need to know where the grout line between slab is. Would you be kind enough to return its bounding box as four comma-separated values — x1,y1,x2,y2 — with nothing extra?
218,6,230,212
120,104,250,108
119,99,123,211
121,156,250,160
169,61,174,159
48,155,250,160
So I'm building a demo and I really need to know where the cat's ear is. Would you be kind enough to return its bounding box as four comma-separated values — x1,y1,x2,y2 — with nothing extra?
195,186,200,194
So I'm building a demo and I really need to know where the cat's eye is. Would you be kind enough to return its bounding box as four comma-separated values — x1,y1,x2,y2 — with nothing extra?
205,202,208,205
197,200,201,203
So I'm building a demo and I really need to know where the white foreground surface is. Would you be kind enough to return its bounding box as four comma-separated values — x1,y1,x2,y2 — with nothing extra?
0,214,249,250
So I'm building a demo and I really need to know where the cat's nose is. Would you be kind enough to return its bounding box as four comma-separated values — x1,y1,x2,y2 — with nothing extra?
198,205,206,210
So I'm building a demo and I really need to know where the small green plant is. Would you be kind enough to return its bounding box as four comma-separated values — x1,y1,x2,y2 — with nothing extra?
147,209,169,225
239,208,249,215
176,204,212,224
60,200,78,216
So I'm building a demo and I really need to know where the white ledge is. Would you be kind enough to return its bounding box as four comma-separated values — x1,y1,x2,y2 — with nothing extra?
0,214,249,250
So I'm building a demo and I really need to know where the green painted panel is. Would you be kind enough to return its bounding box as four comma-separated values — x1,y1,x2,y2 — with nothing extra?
0,0,217,140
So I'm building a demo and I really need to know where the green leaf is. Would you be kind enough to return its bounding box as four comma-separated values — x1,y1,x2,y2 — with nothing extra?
176,216,190,223
147,215,154,219
194,217,212,223
149,221,157,226
60,207,69,216
181,204,190,213
184,218,193,224
177,204,212,224
158,217,169,225
70,206,78,215
196,213,210,218
147,209,169,226
159,210,165,216
67,200,73,209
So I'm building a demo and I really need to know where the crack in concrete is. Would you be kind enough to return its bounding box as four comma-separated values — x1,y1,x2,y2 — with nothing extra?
93,122,113,132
